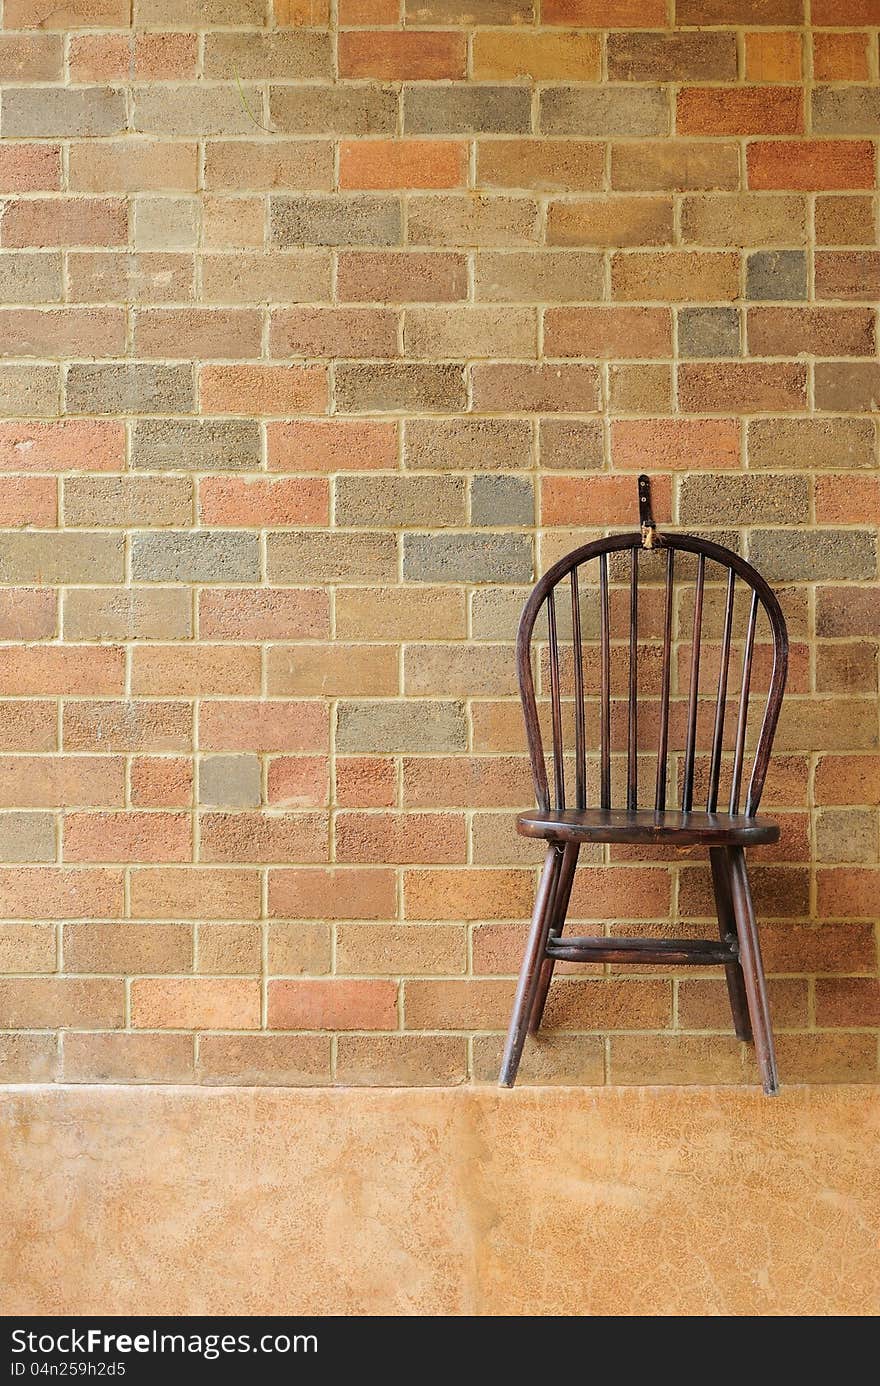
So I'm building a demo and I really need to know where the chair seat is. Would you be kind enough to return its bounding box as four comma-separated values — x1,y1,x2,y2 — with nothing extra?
517,807,779,846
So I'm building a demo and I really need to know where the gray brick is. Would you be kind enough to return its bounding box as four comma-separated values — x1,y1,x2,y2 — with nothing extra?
0,533,123,585
0,33,62,81
678,307,739,358
271,196,402,248
199,755,261,809
470,475,534,526
63,588,193,641
204,32,333,79
131,532,260,583
335,363,465,413
748,529,877,582
404,85,531,135
131,419,261,471
2,87,126,138
0,812,55,863
679,475,809,527
335,475,466,528
337,700,467,754
470,587,532,640
66,363,194,416
812,87,880,134
133,85,261,137
474,251,604,301
0,365,58,417
746,251,807,301
0,253,63,305
540,86,669,137
403,532,532,582
268,533,397,584
405,418,533,471
269,85,397,135
63,476,193,528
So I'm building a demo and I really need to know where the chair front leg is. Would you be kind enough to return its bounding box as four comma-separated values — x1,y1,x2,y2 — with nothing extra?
709,846,752,1043
529,841,579,1035
498,845,562,1088
727,846,779,1096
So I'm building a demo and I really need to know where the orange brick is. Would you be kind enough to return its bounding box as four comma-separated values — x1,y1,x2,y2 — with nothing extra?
611,419,741,470
199,812,328,864
542,475,672,527
0,589,56,640
64,701,192,754
813,0,880,22
63,922,192,975
0,867,122,920
0,421,124,473
745,32,802,81
813,32,870,80
131,646,260,698
338,31,466,80
403,756,531,808
198,477,328,527
199,365,327,415
543,0,666,22
199,590,330,641
404,978,512,1029
336,757,396,808
4,0,130,23
748,141,875,190
677,87,802,136
679,363,807,413
269,978,397,1030
268,866,396,920
815,977,880,1027
267,756,329,808
64,812,191,864
269,308,397,359
131,978,260,1030
544,306,672,359
545,979,672,1031
0,477,55,527
815,755,880,806
63,1032,194,1083
267,420,397,473
134,309,262,360
404,868,534,921
1,197,126,248
130,868,260,921
569,867,671,919
0,755,123,813
817,868,880,919
197,1033,330,1084
0,703,56,752
0,646,123,697
340,141,467,190
130,757,193,808
336,811,466,863
0,977,122,1029
339,0,397,19
199,701,328,753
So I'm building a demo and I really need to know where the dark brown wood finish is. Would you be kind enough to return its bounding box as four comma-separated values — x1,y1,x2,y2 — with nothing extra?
501,524,790,1094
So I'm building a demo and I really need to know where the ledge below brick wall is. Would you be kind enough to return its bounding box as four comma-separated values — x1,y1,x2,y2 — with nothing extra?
2,1084,877,1316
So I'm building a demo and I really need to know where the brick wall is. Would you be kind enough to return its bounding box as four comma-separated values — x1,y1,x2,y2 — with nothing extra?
0,0,877,1087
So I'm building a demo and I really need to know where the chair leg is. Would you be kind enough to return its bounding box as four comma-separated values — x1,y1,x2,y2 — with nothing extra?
709,846,752,1043
528,842,579,1035
727,846,779,1096
498,845,562,1088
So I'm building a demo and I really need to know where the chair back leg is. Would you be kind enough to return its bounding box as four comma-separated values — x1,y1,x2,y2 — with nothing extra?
727,846,779,1095
709,846,753,1043
498,846,562,1088
529,842,579,1035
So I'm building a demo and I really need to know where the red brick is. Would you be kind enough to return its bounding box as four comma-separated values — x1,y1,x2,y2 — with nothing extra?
0,145,60,193
198,477,328,527
200,701,328,753
544,307,672,359
0,476,55,527
0,421,123,473
542,474,672,526
200,812,328,864
64,812,191,864
813,0,880,21
267,756,329,808
1,197,127,248
336,757,396,808
813,32,871,80
815,475,880,524
0,646,123,697
336,811,466,864
130,757,193,808
199,589,330,641
544,0,666,21
748,141,875,190
679,363,807,413
199,365,327,414
269,867,396,919
0,867,122,920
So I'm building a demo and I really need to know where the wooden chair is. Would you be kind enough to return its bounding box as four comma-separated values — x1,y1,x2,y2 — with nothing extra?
499,478,789,1095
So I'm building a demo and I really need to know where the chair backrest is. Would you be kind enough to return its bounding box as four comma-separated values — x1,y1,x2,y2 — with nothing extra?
517,531,789,819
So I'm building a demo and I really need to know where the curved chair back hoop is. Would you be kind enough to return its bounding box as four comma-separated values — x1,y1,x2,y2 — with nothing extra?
517,530,789,821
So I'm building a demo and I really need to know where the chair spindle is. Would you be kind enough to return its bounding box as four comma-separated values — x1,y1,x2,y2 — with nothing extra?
730,589,758,815
598,552,611,810
655,546,674,812
627,548,638,811
682,553,705,813
546,590,565,810
571,568,586,811
707,568,736,813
